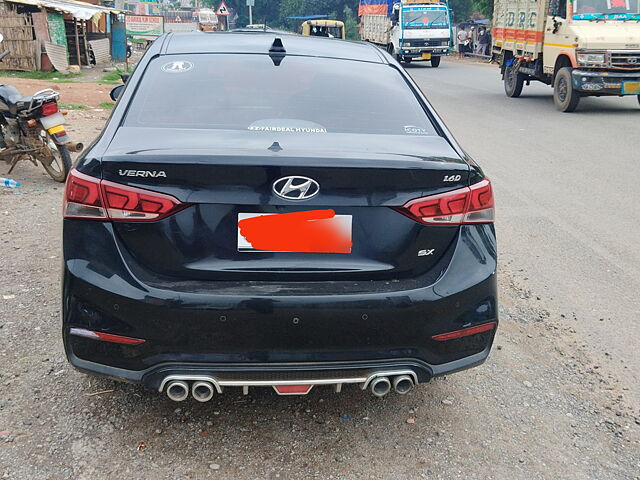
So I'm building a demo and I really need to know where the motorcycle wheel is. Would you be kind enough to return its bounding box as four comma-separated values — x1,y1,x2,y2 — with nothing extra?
41,134,71,182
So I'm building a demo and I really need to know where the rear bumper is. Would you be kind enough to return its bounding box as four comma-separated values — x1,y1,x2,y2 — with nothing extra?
62,221,498,388
572,69,640,95
67,347,492,392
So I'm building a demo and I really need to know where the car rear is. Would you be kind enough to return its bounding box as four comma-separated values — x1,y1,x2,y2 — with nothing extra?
62,33,497,399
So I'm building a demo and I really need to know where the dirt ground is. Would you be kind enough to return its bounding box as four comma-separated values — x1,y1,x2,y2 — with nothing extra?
0,77,113,108
0,103,639,480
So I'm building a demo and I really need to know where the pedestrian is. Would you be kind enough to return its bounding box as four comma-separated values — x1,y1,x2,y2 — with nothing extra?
477,28,490,56
470,26,476,54
484,30,492,56
457,28,469,59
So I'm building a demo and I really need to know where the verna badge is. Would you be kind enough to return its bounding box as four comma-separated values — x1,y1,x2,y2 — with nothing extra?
272,176,320,200
118,169,167,178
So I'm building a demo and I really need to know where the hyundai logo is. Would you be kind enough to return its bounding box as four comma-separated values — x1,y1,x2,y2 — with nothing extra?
629,57,638,64
272,176,320,200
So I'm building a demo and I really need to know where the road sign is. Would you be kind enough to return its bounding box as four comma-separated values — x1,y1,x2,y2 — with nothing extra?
246,0,255,6
216,1,230,16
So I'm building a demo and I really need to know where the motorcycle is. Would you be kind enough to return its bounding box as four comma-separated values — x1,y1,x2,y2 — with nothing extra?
0,34,83,182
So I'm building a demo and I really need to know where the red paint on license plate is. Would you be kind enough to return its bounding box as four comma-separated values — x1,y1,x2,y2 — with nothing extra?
238,209,352,253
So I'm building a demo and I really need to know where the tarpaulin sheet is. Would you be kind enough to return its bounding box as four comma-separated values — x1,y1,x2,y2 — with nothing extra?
7,0,119,23
358,0,393,16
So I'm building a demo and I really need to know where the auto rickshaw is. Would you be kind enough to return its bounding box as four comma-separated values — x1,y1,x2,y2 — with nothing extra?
300,20,346,40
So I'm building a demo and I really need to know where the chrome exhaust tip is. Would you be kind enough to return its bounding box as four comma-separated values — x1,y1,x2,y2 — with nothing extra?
65,142,84,153
191,381,215,402
166,380,189,402
392,375,414,395
370,376,391,397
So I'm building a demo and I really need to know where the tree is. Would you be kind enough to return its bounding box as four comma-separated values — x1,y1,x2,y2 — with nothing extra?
472,0,493,18
449,0,493,23
343,5,359,40
448,0,472,23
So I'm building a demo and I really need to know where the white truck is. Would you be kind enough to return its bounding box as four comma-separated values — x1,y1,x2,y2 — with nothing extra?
359,0,451,67
492,0,640,111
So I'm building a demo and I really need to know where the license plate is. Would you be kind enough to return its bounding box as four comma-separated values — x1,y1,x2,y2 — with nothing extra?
237,210,352,253
622,81,640,95
421,53,432,60
39,112,65,129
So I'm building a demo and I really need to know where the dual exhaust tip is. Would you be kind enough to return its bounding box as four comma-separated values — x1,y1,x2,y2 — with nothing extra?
166,380,215,402
370,375,414,397
165,374,415,401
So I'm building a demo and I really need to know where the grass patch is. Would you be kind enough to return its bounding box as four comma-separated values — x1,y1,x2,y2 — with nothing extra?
98,101,114,110
0,70,81,82
100,68,131,85
59,102,89,110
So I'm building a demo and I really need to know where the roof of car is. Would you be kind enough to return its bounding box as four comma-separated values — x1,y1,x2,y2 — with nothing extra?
162,31,387,64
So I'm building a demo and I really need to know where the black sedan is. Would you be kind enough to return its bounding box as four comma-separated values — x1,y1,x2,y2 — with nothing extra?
62,32,497,401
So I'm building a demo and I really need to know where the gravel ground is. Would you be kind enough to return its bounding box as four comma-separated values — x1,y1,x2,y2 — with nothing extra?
0,109,639,480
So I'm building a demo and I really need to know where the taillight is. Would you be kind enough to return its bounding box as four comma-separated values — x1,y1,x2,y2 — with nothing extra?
41,101,58,116
101,180,185,220
63,169,187,222
395,179,494,225
64,170,106,219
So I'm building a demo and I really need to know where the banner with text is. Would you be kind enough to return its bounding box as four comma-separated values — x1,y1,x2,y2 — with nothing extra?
125,15,165,37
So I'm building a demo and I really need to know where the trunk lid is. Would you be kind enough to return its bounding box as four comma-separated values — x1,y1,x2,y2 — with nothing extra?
101,128,469,281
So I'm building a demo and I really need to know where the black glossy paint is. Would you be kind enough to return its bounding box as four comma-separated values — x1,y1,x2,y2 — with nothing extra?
62,32,497,388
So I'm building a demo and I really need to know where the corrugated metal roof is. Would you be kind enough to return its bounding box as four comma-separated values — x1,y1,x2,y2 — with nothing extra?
6,0,119,21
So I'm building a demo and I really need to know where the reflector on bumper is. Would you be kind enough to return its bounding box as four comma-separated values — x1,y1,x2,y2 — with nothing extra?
273,385,313,395
69,327,146,345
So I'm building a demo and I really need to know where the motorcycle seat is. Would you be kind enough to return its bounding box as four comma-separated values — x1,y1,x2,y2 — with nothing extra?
0,85,32,113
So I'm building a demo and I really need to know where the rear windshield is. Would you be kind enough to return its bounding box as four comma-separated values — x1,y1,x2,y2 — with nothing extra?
123,54,437,136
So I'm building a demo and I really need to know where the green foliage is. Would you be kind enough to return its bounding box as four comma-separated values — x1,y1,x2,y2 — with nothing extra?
343,5,359,40
98,101,115,110
472,0,493,18
449,0,493,22
100,67,132,85
1,71,80,82
448,0,472,22
222,0,360,31
215,1,484,32
58,102,88,110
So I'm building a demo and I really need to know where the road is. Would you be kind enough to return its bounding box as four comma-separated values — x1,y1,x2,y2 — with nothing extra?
0,69,639,480
409,58,640,404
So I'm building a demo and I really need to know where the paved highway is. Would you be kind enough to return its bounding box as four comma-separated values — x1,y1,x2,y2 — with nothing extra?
409,59,640,407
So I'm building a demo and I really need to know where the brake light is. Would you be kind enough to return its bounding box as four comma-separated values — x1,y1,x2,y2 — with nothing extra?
63,169,187,221
41,101,58,116
395,179,494,225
